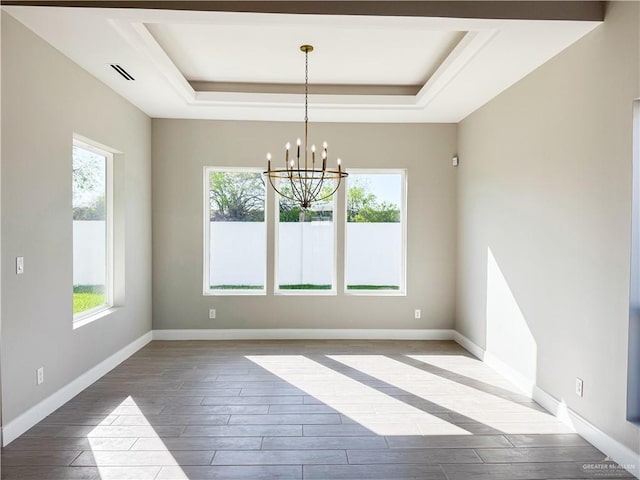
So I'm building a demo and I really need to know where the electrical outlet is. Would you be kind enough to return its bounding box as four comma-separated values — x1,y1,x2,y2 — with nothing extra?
16,256,24,275
209,309,216,319
575,377,584,397
36,367,44,385
414,309,421,319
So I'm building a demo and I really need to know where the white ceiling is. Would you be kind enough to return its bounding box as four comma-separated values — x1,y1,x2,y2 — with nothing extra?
3,6,601,123
147,21,463,86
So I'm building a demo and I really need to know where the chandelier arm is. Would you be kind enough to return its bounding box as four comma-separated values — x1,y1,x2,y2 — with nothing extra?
267,175,294,203
313,169,349,203
314,180,343,204
307,171,327,201
288,172,307,206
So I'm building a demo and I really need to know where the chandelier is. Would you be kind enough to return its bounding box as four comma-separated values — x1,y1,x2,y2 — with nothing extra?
264,45,347,210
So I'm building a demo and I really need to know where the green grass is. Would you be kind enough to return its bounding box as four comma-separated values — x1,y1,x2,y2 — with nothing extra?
347,285,400,290
279,284,332,290
211,285,264,290
73,285,105,314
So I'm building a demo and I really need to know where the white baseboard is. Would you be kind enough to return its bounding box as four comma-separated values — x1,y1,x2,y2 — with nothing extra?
152,328,455,341
453,331,640,479
452,330,485,360
2,331,152,446
532,386,640,479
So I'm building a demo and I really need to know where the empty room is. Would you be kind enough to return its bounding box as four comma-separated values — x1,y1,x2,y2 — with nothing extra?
1,1,639,479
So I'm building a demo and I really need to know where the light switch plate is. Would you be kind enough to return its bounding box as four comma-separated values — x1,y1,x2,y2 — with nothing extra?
575,377,584,397
16,256,24,275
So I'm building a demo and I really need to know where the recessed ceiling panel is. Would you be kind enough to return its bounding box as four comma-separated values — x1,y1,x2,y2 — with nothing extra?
146,21,464,86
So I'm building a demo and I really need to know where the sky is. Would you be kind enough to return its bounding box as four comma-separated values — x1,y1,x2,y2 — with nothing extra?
348,172,403,206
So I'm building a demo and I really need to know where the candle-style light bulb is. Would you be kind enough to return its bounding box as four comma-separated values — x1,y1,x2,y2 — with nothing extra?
323,141,328,149
311,144,316,165
267,153,272,161
296,138,301,158
337,157,341,172
290,159,295,168
337,158,341,165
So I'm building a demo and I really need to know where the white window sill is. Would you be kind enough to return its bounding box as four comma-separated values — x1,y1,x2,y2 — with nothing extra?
344,290,406,297
204,290,267,296
73,306,119,330
275,290,337,296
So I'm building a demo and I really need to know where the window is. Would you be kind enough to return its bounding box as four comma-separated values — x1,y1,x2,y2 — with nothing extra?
72,139,113,320
276,186,336,294
204,168,266,294
629,99,640,423
345,170,406,294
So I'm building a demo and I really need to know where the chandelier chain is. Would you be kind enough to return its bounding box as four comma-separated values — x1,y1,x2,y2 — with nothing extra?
304,48,309,124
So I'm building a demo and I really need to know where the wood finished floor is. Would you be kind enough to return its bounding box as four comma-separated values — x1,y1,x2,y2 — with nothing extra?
1,340,632,480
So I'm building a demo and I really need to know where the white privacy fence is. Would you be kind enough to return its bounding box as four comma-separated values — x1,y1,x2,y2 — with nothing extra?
209,222,402,287
345,223,402,286
74,221,403,288
73,221,106,286
277,222,334,285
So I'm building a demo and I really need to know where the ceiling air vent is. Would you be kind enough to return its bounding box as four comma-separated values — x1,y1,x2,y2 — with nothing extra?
110,64,135,81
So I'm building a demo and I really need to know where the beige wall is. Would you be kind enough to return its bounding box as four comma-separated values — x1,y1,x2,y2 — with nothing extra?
152,120,457,330
457,1,640,454
1,13,152,424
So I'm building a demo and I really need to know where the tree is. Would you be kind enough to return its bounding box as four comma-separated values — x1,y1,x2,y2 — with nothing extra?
74,195,105,220
210,172,265,221
351,201,400,222
73,146,106,220
347,181,400,223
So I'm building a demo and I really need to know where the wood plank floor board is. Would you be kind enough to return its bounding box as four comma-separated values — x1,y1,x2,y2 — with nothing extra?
0,466,161,479
475,445,606,463
1,340,629,480
130,436,263,451
441,462,635,479
155,465,302,479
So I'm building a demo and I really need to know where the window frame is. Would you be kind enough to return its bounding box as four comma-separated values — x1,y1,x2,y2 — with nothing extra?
72,136,114,325
203,166,267,296
343,168,408,297
274,181,338,296
628,99,640,424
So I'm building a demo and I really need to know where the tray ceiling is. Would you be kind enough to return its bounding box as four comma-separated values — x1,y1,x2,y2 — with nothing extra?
2,5,601,122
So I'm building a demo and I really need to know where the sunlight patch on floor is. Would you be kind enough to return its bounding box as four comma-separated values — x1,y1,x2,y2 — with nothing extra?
247,355,470,436
407,354,524,394
328,355,572,434
86,396,189,479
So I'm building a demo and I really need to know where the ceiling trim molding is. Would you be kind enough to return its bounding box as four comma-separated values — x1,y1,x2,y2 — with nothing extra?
110,19,491,116
109,19,195,103
2,1,605,22
416,29,497,108
3,4,602,122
